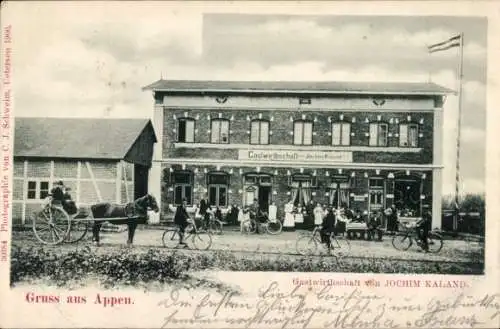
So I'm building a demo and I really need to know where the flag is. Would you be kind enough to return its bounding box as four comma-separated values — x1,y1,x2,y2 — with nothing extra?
428,34,461,53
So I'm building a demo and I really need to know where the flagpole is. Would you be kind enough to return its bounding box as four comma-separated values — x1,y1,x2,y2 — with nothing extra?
454,32,465,232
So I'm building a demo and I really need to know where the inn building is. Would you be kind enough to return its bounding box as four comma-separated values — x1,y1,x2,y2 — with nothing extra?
143,80,452,229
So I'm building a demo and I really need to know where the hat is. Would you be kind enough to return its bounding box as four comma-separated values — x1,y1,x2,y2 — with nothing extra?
55,180,64,186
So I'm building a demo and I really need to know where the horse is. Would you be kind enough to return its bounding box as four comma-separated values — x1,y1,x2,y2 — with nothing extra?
88,194,159,246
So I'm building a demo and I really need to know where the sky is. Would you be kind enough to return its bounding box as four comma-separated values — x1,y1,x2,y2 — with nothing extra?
7,4,487,196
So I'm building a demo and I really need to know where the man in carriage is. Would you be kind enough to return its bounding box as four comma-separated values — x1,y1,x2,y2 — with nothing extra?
50,180,77,215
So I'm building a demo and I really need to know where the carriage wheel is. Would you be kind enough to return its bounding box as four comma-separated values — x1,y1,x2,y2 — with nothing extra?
64,219,89,244
331,236,351,257
296,235,318,256
162,229,181,249
192,232,212,250
33,207,70,245
266,220,282,235
427,232,443,253
392,234,412,251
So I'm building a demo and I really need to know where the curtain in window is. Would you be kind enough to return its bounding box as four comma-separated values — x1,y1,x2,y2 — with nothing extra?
303,122,313,145
332,123,341,145
341,123,351,146
378,125,387,146
301,183,311,205
250,121,260,144
293,122,303,144
185,120,195,143
409,125,418,147
260,121,269,144
399,124,408,146
369,124,377,146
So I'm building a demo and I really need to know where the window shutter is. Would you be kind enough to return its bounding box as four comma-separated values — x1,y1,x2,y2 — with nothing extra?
369,124,377,146
379,124,388,146
341,123,351,146
332,123,341,145
399,124,408,147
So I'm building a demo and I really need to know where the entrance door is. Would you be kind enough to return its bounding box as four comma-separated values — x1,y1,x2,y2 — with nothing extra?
394,179,421,217
258,186,271,212
134,164,149,200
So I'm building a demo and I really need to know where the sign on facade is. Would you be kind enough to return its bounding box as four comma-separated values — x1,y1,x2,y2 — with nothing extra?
238,149,353,163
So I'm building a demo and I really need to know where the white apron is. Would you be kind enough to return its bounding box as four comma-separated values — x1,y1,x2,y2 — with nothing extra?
283,203,295,228
313,207,324,225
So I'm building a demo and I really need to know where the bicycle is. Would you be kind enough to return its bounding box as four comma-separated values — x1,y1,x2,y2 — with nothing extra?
162,218,212,250
241,212,282,235
198,211,224,235
296,226,351,256
392,224,443,253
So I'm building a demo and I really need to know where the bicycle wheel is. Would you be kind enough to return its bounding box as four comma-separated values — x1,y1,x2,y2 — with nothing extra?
192,232,212,250
162,229,180,248
266,220,282,235
427,232,443,253
241,220,256,234
392,234,412,251
209,220,223,235
64,219,89,243
33,207,70,245
296,235,318,256
331,235,351,257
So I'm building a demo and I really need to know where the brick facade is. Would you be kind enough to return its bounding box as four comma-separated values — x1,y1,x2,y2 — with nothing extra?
145,84,446,229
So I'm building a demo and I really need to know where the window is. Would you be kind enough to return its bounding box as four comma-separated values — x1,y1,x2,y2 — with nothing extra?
177,118,195,143
399,124,418,147
250,120,269,145
369,123,388,146
329,176,350,209
207,172,229,207
27,181,37,199
27,180,50,200
332,122,351,146
211,119,229,144
293,120,313,145
369,178,385,211
172,171,193,205
290,174,314,207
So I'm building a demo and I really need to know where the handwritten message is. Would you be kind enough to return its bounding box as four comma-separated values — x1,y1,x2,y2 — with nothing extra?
157,281,499,328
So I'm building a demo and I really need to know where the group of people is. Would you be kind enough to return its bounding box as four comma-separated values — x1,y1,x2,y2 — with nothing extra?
173,196,433,252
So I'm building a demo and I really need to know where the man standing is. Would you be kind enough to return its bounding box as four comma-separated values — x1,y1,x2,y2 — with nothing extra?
199,194,211,229
321,207,336,253
174,199,190,247
385,204,399,234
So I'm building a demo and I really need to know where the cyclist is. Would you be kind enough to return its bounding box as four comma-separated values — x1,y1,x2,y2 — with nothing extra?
415,210,432,252
174,198,190,247
320,207,336,252
198,195,211,230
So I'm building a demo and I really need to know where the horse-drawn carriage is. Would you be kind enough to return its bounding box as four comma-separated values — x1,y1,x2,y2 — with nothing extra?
31,194,159,246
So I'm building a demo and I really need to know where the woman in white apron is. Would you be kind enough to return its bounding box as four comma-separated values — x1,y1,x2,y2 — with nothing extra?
283,199,295,231
313,203,325,227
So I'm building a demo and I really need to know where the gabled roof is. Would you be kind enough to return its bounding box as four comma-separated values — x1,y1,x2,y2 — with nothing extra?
142,79,454,96
14,117,157,160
